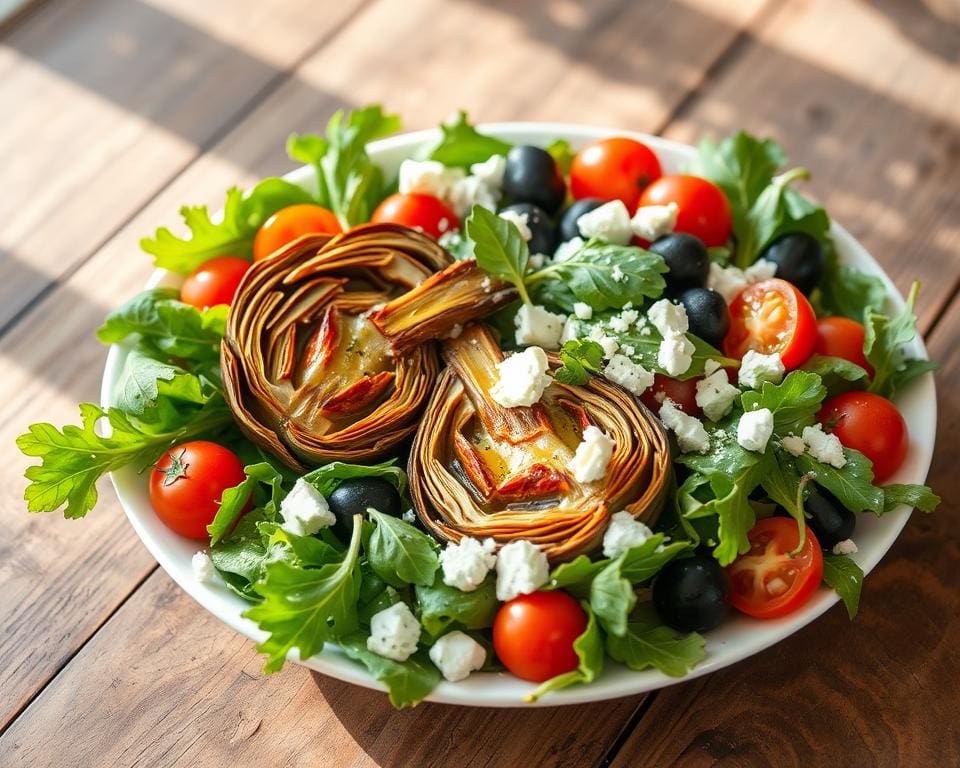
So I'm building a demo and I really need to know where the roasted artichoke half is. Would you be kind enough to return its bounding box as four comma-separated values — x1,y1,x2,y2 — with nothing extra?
221,225,514,470
409,324,673,562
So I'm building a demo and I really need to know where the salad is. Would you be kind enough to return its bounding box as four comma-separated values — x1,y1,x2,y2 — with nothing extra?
18,106,941,708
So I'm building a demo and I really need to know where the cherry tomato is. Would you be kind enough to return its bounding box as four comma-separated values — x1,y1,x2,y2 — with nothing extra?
253,204,341,261
493,591,587,682
149,441,247,540
570,137,662,209
818,392,908,482
814,317,873,376
724,278,817,369
179,256,250,309
639,175,732,247
370,193,459,239
727,517,824,619
640,373,702,417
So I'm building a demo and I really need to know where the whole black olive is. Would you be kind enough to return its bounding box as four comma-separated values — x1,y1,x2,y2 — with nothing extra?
760,233,825,295
805,487,855,550
558,197,604,242
502,145,567,214
649,233,710,295
328,477,402,541
653,554,730,633
678,287,730,349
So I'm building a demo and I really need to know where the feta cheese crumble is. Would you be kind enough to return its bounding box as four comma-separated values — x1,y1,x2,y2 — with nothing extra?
568,425,615,483
602,510,654,558
706,260,778,303
695,366,740,422
440,536,497,592
499,209,532,241
738,349,785,389
402,509,417,524
801,424,847,468
630,202,678,242
576,200,633,245
279,478,336,536
192,551,215,583
832,538,859,556
495,540,550,601
658,335,695,377
553,236,584,263
560,316,580,343
737,407,774,452
648,298,689,337
470,154,506,188
573,301,593,320
448,175,499,218
604,354,654,396
367,602,422,662
429,631,487,682
515,303,565,349
780,434,806,457
398,159,464,198
660,400,710,454
490,346,552,408
588,325,620,357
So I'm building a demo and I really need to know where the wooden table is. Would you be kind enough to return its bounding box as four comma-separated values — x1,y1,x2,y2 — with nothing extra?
1,0,958,765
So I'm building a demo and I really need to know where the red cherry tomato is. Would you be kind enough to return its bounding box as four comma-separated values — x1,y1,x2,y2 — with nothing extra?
179,256,250,309
727,517,824,619
640,374,702,417
724,278,817,369
638,175,732,247
814,317,873,376
149,441,247,540
493,591,587,682
570,137,662,209
370,193,459,239
253,204,341,261
818,392,908,482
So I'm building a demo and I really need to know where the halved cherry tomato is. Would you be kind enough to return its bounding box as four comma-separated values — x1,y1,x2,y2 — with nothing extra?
149,441,247,540
640,373,702,417
638,175,732,247
814,316,873,376
253,204,341,261
727,517,823,619
370,193,459,239
724,278,817,369
818,391,908,482
180,256,250,309
493,591,586,682
570,137,662,209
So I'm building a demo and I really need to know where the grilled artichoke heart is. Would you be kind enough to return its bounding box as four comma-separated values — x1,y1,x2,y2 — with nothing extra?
409,324,673,562
222,224,514,470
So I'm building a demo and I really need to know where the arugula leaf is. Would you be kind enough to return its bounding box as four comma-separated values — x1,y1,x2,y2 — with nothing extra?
288,105,401,228
111,347,211,417
339,635,441,709
208,462,286,544
605,606,706,677
800,355,869,396
302,460,407,498
244,515,363,672
366,510,439,588
596,320,737,380
591,557,637,637
815,247,888,322
427,110,511,167
466,205,531,303
822,553,864,619
525,606,603,703
882,483,941,514
415,576,499,637
740,370,825,436
547,555,608,600
546,138,575,174
554,339,604,385
761,454,810,552
796,449,883,514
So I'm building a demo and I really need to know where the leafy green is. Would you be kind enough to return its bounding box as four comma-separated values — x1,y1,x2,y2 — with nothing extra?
111,347,212,417
288,105,401,228
822,553,864,619
208,462,286,544
339,634,441,709
546,138,574,174
465,205,531,303
415,577,499,637
882,483,941,514
796,449,883,514
525,606,603,702
303,460,407,498
590,557,637,637
427,110,511,167
800,355,869,396
815,248,888,322
366,510,439,588
554,339,604,385
548,556,608,600
605,606,706,677
740,370,825,436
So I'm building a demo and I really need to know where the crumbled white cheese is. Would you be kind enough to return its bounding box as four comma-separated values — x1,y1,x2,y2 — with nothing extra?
658,335,695,377
704,359,722,375
573,302,593,320
588,325,620,358
695,367,740,422
738,350,785,389
611,265,626,283
660,400,711,453
402,509,417,524
398,159,464,198
780,435,806,457
832,538,859,556
429,631,487,682
560,316,581,343
279,478,336,536
608,315,631,333
619,308,640,327
576,200,633,245
528,253,547,269
192,551,215,583
499,209,532,241
515,303,565,350
440,536,497,592
706,260,777,303
367,602,422,662
648,299,689,337
801,424,847,468
495,540,550,601
745,258,777,282
490,346,552,408
448,175,499,218
630,202,678,242
554,236,585,263
602,510,654,558
568,425,615,483
480,275,492,292
622,344,636,357
604,354,654,396
737,407,774,452
470,154,507,188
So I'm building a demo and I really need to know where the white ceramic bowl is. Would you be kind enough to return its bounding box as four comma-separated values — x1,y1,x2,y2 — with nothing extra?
103,124,937,707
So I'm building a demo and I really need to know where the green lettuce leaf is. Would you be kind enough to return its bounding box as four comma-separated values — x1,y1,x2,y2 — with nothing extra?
525,605,603,703
415,577,499,637
339,635,441,709
822,553,864,619
740,370,826,436
366,510,439,588
605,606,706,677
427,110,511,167
882,483,941,514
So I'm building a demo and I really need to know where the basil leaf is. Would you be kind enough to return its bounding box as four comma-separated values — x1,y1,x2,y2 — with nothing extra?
366,509,439,588
415,576,499,637
822,553,864,619
427,110,511,167
740,370,826,436
554,339,604,385
466,205,531,303
865,282,937,399
605,606,706,677
882,483,941,514
302,460,407,498
339,635,441,709
796,448,883,514
525,605,603,703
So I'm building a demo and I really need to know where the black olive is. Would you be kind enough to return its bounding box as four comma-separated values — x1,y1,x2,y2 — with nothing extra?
499,202,557,256
760,233,825,295
328,477,402,541
558,198,604,242
502,145,567,214
678,288,730,349
649,233,710,295
805,487,855,550
653,554,730,633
